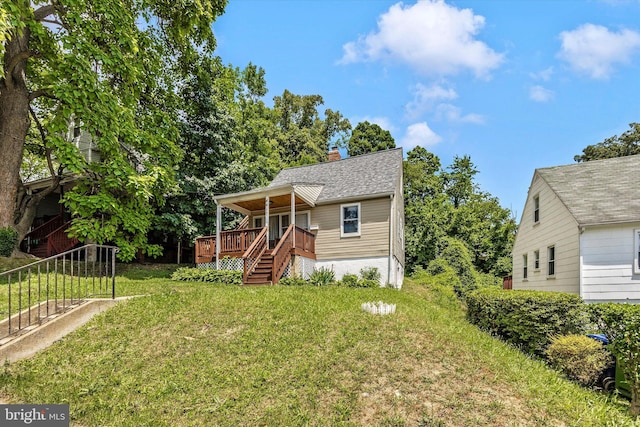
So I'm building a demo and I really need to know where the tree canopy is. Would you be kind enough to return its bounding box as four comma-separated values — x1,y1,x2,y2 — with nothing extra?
347,121,395,156
575,123,640,162
0,0,227,260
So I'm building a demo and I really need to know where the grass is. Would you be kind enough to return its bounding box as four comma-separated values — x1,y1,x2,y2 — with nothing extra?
0,265,637,426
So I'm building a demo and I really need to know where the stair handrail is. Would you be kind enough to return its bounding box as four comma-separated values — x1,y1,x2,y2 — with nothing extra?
242,227,268,283
47,221,79,256
24,214,64,241
235,216,250,230
195,235,216,263
271,223,295,284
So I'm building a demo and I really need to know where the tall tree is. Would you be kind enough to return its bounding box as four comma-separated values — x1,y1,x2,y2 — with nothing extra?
347,121,395,157
0,0,226,259
575,123,640,162
273,90,351,165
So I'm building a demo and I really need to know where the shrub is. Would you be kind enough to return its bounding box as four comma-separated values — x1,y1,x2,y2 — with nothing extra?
360,267,380,282
171,268,242,285
279,276,308,286
438,238,477,297
466,287,586,356
546,334,611,387
341,274,359,287
425,258,451,276
0,227,18,257
588,303,640,416
309,267,334,286
357,278,380,288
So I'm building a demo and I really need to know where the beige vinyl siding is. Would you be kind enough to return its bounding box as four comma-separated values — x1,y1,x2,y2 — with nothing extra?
512,173,580,294
393,168,405,265
312,197,390,260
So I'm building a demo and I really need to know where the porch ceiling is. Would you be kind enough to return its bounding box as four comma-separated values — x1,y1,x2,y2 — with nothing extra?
215,183,321,215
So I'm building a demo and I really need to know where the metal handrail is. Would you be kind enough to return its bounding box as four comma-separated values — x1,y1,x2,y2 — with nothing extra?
0,244,118,340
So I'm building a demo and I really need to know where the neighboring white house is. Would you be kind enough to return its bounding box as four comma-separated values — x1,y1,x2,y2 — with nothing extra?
512,155,640,302
195,148,405,288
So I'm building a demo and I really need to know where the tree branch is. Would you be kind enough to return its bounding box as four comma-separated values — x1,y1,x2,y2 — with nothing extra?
28,106,58,179
33,4,57,22
29,88,57,101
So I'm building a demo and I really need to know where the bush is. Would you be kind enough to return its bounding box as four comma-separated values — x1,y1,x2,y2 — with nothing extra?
171,268,242,285
357,278,380,288
546,334,611,387
0,227,18,257
359,267,380,282
466,287,586,356
279,276,308,286
588,303,640,416
341,274,359,287
309,267,335,286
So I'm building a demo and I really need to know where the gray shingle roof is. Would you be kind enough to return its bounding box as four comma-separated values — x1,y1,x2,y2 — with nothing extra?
268,148,403,204
537,154,640,225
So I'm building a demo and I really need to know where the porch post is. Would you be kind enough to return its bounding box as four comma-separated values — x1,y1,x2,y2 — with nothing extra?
215,201,221,270
265,196,270,250
291,190,296,248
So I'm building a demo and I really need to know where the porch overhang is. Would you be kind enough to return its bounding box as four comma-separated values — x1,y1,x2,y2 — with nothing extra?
214,183,323,215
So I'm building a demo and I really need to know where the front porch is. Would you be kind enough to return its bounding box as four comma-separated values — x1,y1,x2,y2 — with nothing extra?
194,182,321,285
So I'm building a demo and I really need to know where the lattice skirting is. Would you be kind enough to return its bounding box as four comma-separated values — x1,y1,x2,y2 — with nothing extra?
197,257,244,271
292,256,316,280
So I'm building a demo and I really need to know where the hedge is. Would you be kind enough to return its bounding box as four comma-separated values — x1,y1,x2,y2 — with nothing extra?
466,287,586,355
170,268,242,285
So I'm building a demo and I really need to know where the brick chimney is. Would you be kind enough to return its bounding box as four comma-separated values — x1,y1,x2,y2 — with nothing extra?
328,146,341,162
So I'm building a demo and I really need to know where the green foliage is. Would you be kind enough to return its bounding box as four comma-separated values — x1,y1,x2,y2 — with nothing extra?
347,121,395,157
575,123,640,162
340,273,359,287
170,267,242,285
466,288,586,356
546,334,611,387
439,238,476,297
0,227,18,257
403,147,516,278
309,266,335,286
360,266,381,282
278,276,308,286
588,303,640,416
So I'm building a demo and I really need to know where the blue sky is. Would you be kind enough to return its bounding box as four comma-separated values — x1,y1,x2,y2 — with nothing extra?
213,0,640,216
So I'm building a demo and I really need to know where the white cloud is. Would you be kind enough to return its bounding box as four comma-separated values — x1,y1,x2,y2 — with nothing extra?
357,116,395,132
529,85,554,102
338,0,504,78
405,82,457,118
558,23,640,79
435,104,485,124
401,122,442,148
529,67,554,81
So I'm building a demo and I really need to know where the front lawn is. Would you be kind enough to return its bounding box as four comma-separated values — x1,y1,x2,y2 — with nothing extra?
0,271,635,426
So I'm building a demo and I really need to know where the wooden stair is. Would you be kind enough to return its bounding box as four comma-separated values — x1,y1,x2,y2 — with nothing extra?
244,251,273,285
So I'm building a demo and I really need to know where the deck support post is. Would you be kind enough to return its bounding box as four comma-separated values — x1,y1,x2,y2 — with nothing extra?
265,196,270,250
291,190,296,248
215,202,221,270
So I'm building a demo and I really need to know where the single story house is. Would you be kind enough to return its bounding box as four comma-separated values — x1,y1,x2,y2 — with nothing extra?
512,154,640,302
195,148,405,288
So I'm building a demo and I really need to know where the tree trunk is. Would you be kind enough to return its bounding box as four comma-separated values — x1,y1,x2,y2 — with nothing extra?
0,29,32,245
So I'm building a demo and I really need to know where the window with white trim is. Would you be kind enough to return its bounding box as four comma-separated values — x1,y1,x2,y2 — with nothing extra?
634,229,640,275
523,254,528,279
340,203,361,237
533,195,540,223
547,246,555,276
534,250,540,270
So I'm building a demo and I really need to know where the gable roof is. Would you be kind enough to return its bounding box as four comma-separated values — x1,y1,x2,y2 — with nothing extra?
536,154,640,226
268,148,403,204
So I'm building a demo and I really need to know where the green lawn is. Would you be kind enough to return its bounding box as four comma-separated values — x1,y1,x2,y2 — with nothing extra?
0,266,636,426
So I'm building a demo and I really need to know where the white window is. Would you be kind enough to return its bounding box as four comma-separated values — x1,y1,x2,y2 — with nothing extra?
533,195,540,223
295,212,310,229
523,254,528,279
340,203,361,237
634,229,640,275
547,246,555,277
254,217,263,228
534,250,540,270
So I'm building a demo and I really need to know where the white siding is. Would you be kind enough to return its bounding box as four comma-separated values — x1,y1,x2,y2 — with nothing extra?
512,173,580,294
581,223,640,302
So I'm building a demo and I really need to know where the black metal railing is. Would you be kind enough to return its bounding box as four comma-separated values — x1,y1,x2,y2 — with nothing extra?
0,244,118,340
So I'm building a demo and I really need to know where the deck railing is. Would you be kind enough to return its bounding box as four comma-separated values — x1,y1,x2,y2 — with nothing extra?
272,224,295,283
0,244,117,340
195,227,264,263
294,226,315,255
47,221,80,256
243,228,268,283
